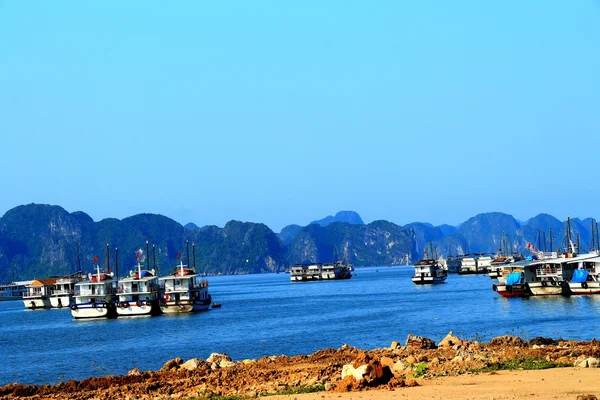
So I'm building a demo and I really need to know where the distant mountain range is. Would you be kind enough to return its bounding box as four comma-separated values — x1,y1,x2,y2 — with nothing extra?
0,204,596,282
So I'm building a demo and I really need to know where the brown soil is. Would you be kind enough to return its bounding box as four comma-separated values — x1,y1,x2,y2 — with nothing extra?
1,335,600,400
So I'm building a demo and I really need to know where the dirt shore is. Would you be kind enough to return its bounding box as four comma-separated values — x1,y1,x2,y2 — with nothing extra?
1,333,599,400
270,368,600,400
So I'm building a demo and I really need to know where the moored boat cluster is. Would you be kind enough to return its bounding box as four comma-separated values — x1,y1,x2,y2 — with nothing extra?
19,242,214,319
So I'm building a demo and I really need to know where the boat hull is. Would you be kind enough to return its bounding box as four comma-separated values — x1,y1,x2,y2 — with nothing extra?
70,302,117,319
411,276,447,285
493,283,530,298
50,295,72,309
160,299,211,314
116,300,160,316
458,269,488,275
528,282,563,296
23,298,51,309
566,281,600,295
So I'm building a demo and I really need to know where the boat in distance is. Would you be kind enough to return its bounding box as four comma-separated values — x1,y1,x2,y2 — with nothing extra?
289,261,353,282
411,258,448,284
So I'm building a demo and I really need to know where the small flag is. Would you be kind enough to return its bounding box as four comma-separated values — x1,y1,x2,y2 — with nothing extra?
93,256,98,263
424,250,428,255
135,253,139,260
177,253,182,259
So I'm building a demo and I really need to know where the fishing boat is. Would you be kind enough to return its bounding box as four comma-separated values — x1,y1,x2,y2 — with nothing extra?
70,266,118,319
116,262,161,317
22,278,57,309
158,259,211,314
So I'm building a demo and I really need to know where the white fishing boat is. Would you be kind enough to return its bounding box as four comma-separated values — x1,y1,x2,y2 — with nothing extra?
49,275,82,308
22,278,57,309
70,267,118,319
411,259,448,284
158,260,211,314
116,262,161,317
0,281,31,301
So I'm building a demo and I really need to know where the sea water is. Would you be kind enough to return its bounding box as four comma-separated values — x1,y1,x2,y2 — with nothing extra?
1,265,600,385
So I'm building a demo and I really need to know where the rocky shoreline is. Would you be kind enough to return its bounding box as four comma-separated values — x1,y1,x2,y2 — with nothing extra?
2,332,600,400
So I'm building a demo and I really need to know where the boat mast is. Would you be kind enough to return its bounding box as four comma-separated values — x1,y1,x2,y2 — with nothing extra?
596,222,600,252
186,240,190,268
549,227,553,252
542,231,547,252
115,247,119,279
192,243,196,270
106,243,110,271
146,241,150,270
153,244,157,275
76,243,81,272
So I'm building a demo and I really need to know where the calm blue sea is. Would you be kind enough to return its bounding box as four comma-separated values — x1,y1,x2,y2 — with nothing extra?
2,265,600,386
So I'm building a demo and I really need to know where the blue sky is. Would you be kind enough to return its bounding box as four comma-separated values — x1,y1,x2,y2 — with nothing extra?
1,1,599,231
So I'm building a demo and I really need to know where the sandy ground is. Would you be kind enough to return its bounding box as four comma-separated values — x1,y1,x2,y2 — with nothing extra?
271,368,600,400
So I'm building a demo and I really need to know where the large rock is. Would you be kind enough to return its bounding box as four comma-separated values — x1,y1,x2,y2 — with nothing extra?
161,357,183,371
181,358,203,371
406,334,437,349
341,364,369,381
438,331,463,348
489,335,527,347
207,352,233,368
341,360,388,384
529,337,557,346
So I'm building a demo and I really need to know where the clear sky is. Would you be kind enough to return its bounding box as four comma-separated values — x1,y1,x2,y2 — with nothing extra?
1,1,599,231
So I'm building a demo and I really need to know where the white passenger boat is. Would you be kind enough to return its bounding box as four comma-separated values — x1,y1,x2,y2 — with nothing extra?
0,281,31,301
23,278,57,309
526,253,597,296
565,255,600,295
446,256,462,273
458,256,478,274
158,261,211,314
50,274,82,308
411,259,448,284
289,261,353,281
290,264,307,281
70,267,118,319
116,263,161,317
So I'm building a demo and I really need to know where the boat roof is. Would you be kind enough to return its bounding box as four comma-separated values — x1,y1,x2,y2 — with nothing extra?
28,278,59,286
159,274,199,280
119,275,157,283
528,252,599,266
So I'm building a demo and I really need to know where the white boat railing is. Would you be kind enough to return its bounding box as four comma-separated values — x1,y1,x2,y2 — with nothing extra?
536,266,561,277
51,289,74,296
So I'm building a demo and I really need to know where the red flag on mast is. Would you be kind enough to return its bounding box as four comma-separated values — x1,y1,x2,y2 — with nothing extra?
93,256,98,263
135,253,139,260
177,253,182,259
